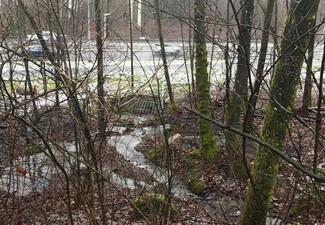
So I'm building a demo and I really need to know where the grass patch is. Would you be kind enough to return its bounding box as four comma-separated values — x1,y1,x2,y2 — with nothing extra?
3,79,57,93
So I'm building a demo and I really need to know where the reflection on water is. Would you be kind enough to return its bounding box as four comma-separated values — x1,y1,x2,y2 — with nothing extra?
0,125,190,199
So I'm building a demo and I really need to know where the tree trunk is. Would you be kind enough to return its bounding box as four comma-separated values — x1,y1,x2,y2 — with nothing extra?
194,0,216,161
239,1,320,224
129,0,135,92
94,0,107,223
225,0,254,178
94,0,106,139
154,0,175,107
246,0,275,129
301,18,317,116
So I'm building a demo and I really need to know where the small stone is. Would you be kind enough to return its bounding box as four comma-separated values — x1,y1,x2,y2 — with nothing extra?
168,133,182,144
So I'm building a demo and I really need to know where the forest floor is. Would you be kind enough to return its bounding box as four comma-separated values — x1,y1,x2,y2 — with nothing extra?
1,93,325,224
132,93,325,224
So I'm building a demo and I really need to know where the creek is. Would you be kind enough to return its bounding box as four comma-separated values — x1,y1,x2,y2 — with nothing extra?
0,124,189,197
0,122,282,224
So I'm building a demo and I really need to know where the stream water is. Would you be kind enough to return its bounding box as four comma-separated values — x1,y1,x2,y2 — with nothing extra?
0,124,282,224
0,125,189,197
107,125,192,199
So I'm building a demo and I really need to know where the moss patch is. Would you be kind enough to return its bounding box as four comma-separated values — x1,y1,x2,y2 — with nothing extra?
145,149,160,163
185,152,205,196
25,145,45,155
132,193,176,218
187,178,204,196
186,149,202,160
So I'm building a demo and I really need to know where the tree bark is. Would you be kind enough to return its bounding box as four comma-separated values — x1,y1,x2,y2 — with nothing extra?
94,0,106,139
194,0,217,161
225,0,254,178
301,18,317,116
154,0,175,107
246,0,275,128
94,0,107,223
239,1,320,224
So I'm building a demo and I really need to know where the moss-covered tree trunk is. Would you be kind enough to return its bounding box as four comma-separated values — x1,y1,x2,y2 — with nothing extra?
194,0,217,161
225,0,254,178
239,1,320,224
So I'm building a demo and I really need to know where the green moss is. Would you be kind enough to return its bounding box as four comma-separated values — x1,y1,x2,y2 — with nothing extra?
185,158,205,196
186,149,202,160
132,193,176,217
225,129,248,179
25,145,44,155
187,164,199,179
187,178,204,195
195,42,217,161
145,149,160,163
199,120,217,161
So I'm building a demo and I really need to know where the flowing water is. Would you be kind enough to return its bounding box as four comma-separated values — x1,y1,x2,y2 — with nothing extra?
0,125,190,198
0,124,282,224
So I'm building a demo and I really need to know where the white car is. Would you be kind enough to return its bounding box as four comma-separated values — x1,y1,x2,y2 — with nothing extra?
154,43,181,56
26,31,61,41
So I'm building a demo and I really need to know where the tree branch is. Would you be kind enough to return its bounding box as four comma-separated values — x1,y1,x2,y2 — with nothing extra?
183,105,325,182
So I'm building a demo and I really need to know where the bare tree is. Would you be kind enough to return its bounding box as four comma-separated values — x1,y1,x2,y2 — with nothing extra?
225,0,255,178
154,0,175,107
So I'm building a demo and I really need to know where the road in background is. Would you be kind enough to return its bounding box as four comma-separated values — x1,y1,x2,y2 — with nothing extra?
1,40,324,94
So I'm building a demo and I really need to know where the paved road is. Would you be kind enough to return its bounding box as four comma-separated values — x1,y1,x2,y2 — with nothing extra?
2,40,323,89
2,41,227,87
